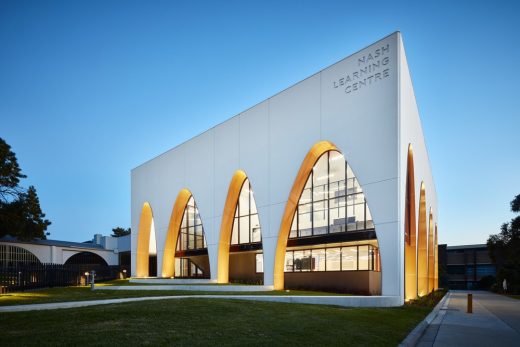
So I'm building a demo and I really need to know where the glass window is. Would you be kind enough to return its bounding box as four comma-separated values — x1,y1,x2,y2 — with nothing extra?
255,253,263,273
239,186,249,217
301,250,312,271
366,205,374,229
342,246,357,270
294,250,312,271
284,251,294,272
231,219,239,244
250,191,258,214
293,250,303,271
289,214,297,238
358,245,369,270
312,249,326,271
251,214,261,242
329,151,345,197
288,150,375,240
239,216,249,244
313,208,328,235
298,212,312,237
177,197,207,251
300,186,312,204
326,248,341,271
188,231,195,249
230,178,263,245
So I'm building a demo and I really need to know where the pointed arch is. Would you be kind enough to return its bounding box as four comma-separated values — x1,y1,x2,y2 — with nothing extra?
434,223,438,290
274,141,380,292
274,141,339,290
404,144,417,301
417,183,428,296
428,209,434,292
217,170,248,283
218,170,263,284
136,202,155,277
161,189,192,278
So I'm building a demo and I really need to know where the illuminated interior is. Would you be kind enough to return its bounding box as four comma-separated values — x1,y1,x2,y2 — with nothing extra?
217,170,247,283
161,189,192,278
404,144,417,301
428,209,434,293
173,196,210,278
434,223,438,289
274,141,380,294
417,183,428,296
136,202,156,277
227,176,263,284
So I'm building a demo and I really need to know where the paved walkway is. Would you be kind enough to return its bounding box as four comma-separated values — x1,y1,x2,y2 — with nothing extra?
417,291,520,347
0,294,401,312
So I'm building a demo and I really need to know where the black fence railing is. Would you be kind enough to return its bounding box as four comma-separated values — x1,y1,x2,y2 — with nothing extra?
0,263,129,293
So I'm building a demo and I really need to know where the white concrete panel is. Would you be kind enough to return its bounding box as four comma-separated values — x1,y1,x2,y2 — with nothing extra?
362,178,399,225
262,237,277,287
321,33,398,186
256,204,270,242
239,101,270,209
214,116,240,219
184,131,215,229
269,73,322,206
375,221,401,298
397,32,438,244
207,217,218,281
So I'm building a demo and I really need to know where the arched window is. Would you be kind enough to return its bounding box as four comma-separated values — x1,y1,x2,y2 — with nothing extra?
274,142,381,294
64,252,108,266
231,179,261,245
174,196,210,278
288,151,374,239
136,202,157,277
176,196,207,251
0,244,41,268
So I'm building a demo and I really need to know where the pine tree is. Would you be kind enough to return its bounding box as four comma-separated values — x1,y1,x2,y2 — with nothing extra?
0,137,26,203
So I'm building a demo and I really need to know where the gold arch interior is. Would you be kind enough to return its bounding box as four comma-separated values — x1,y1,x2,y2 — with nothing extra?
428,209,434,293
273,140,339,290
404,144,417,301
217,170,248,283
417,183,428,296
434,223,438,290
136,202,154,278
161,189,193,278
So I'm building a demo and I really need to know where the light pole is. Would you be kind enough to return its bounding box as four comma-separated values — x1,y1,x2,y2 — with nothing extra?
90,270,95,290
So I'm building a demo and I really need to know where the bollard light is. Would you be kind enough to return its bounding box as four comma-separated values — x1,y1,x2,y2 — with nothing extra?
467,293,473,314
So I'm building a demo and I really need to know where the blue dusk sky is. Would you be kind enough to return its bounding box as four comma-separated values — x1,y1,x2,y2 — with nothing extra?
1,1,519,245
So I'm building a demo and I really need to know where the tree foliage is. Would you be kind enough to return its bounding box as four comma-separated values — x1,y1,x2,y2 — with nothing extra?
0,186,51,240
487,193,520,293
0,138,51,240
111,227,131,237
0,137,26,203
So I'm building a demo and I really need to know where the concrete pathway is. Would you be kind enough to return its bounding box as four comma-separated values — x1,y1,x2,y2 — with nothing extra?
417,291,520,347
0,293,401,312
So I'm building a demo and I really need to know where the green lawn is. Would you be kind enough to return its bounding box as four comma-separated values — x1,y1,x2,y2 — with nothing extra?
0,298,431,346
0,281,340,306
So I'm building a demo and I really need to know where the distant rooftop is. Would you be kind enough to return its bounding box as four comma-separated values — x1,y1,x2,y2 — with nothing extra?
446,244,487,250
0,235,104,250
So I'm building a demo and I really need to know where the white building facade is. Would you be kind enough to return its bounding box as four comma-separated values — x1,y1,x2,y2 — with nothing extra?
131,32,438,304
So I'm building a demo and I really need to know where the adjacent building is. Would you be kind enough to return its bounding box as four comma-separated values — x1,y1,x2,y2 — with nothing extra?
439,244,496,290
131,32,438,305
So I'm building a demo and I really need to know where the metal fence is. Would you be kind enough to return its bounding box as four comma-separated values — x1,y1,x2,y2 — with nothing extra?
0,263,128,293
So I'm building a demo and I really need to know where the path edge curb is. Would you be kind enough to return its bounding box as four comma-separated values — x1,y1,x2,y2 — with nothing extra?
398,291,451,347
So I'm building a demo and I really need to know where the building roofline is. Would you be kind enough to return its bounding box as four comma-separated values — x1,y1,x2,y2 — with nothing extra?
132,31,401,171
